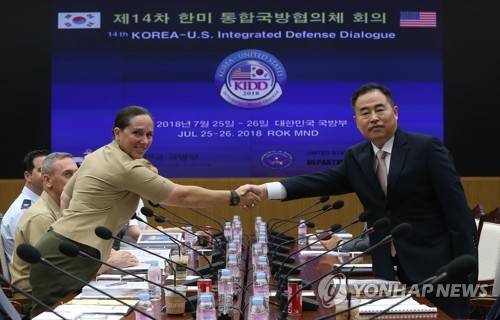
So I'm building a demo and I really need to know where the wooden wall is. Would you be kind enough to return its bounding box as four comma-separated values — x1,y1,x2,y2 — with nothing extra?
1,177,498,237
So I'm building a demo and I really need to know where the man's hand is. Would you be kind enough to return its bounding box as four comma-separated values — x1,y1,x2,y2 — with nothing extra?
108,250,140,268
320,233,343,250
234,186,262,210
96,250,140,275
237,184,268,199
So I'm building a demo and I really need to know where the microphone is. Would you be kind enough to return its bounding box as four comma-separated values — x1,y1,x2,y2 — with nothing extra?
94,226,205,280
270,224,343,276
0,274,67,319
274,215,383,305
276,221,411,320
140,207,221,251
270,221,317,246
16,244,155,320
269,200,344,250
267,195,330,238
268,222,324,264
363,254,478,320
138,208,225,277
142,206,224,255
58,241,197,315
268,204,334,254
270,210,373,266
187,208,224,237
273,211,374,279
268,221,316,265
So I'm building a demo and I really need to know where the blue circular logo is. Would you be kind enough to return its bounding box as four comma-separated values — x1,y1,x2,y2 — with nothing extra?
215,49,287,109
261,150,293,170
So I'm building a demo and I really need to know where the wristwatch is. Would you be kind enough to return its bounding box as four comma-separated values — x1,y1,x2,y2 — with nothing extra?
229,190,240,206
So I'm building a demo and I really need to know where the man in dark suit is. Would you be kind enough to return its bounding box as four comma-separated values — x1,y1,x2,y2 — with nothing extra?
242,83,478,318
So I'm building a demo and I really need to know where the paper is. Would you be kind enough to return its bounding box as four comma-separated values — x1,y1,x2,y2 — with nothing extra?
32,305,130,320
358,295,437,313
166,275,199,280
300,250,351,256
78,281,149,299
108,248,171,273
67,299,138,306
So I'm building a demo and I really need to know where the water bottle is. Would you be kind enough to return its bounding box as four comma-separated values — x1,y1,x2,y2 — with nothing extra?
196,292,217,320
232,236,242,266
298,220,307,247
147,260,162,299
184,226,195,254
226,242,237,258
253,272,270,298
258,235,268,255
217,268,234,316
223,221,233,243
135,292,154,320
255,255,270,279
248,296,269,320
232,215,240,229
233,220,243,239
227,254,240,296
252,243,263,262
255,216,262,235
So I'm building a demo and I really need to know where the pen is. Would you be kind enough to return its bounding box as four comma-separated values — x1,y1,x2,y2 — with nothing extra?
106,282,127,287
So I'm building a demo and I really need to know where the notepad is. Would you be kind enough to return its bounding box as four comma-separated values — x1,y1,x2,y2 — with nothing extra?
358,296,437,313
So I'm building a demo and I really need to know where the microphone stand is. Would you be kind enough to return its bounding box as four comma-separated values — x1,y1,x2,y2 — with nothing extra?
95,226,205,281
151,213,225,254
58,241,197,316
277,222,410,320
133,214,213,270
188,208,224,235
138,210,225,278
143,205,225,255
267,196,330,234
17,244,156,320
315,273,441,320
276,225,376,284
270,219,354,265
269,228,334,263
269,204,334,250
0,274,67,320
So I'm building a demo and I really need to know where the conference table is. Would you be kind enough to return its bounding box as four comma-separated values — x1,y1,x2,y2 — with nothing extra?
59,240,452,320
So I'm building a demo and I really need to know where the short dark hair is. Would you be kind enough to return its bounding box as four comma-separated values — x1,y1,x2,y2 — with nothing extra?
350,83,395,110
112,106,153,136
23,149,51,174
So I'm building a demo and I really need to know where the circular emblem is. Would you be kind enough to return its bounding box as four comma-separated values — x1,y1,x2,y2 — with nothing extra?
215,49,287,108
261,150,293,170
317,273,347,308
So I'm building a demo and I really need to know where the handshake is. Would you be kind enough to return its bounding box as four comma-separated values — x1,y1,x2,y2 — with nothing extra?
234,183,269,210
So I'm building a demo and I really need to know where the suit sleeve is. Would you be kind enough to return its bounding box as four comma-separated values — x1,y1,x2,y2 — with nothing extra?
427,138,477,259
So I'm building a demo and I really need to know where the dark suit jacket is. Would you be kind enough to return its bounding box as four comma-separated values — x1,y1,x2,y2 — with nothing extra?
280,127,478,283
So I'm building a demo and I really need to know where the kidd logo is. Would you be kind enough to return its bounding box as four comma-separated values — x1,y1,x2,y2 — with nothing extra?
215,49,287,108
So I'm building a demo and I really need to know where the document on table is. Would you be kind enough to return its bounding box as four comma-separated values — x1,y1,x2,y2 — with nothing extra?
107,248,170,273
358,295,437,313
77,280,149,299
32,304,130,320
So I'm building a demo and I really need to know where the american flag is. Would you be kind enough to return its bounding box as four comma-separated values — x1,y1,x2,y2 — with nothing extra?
400,11,436,28
232,66,252,80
